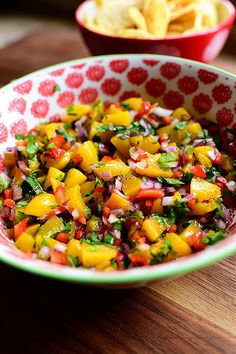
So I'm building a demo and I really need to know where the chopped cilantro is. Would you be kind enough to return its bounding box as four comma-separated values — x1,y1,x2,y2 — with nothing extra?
158,153,178,171
83,189,95,198
182,172,194,184
202,230,226,245
96,161,106,167
205,167,220,182
103,232,114,245
150,240,173,264
90,231,100,243
21,175,44,195
0,176,9,193
141,177,147,182
150,213,172,228
0,200,3,208
55,129,74,142
15,133,25,140
174,121,187,130
120,102,131,110
156,176,184,186
68,255,78,267
26,135,39,159
53,85,60,92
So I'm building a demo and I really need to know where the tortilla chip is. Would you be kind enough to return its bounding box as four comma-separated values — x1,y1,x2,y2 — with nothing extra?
117,28,154,38
128,6,148,31
144,0,170,38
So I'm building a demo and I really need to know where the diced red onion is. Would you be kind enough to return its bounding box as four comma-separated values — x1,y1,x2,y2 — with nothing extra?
115,179,123,191
54,244,67,253
154,182,162,190
222,204,232,223
193,139,215,147
179,188,187,196
109,208,124,216
128,159,137,170
136,160,148,169
138,243,150,252
226,181,236,192
98,143,110,155
207,150,216,161
18,161,30,175
216,176,227,185
110,229,121,239
141,180,155,189
108,214,119,223
181,193,195,202
75,125,88,139
166,145,178,153
139,119,151,137
152,106,173,118
131,148,146,162
102,216,109,225
113,189,129,199
215,219,226,229
100,171,112,180
129,110,136,120
38,246,50,260
12,185,23,201
162,196,174,206
71,209,79,219
166,161,178,168
145,116,159,128
164,187,175,194
10,208,16,220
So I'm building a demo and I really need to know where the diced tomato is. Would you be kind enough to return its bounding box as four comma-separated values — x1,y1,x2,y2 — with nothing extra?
71,154,83,165
75,229,83,240
77,215,86,225
102,156,113,163
187,198,196,209
159,133,169,142
56,233,70,243
173,169,184,179
145,199,153,207
102,207,110,218
61,142,71,151
214,152,223,166
114,254,123,270
190,165,206,179
14,218,29,239
53,134,66,148
4,199,15,208
186,231,206,251
45,148,64,159
95,186,105,193
136,189,165,200
130,254,149,266
138,101,152,116
47,206,65,218
163,116,172,125
167,224,177,233
4,189,13,199
113,238,121,246
50,250,67,265
214,182,225,191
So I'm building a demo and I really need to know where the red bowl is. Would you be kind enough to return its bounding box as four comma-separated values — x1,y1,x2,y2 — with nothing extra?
75,0,235,63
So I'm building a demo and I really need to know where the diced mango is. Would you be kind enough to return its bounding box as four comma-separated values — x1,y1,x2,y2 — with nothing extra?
65,184,89,217
102,111,131,127
122,97,142,111
135,154,173,178
65,168,87,188
194,146,214,168
139,135,160,154
192,200,218,215
35,234,64,252
80,181,96,203
105,192,131,211
151,198,163,214
111,135,130,158
190,177,221,202
165,233,192,258
77,141,98,173
25,224,40,236
81,242,117,268
106,104,122,115
179,223,201,242
43,123,64,140
142,218,167,242
96,160,130,180
46,152,71,170
88,121,113,142
122,173,142,197
51,177,63,193
25,193,57,217
15,232,35,253
85,216,101,232
64,104,91,123
36,216,64,238
172,107,191,120
67,239,82,259
44,167,65,190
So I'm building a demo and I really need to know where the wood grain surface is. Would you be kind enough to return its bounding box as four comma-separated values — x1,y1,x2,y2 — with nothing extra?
0,23,235,354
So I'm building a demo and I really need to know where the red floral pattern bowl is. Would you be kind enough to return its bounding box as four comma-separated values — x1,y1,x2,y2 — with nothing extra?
75,0,235,63
0,54,235,287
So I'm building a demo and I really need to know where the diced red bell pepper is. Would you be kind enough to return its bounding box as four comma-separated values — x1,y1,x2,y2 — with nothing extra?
102,156,113,163
102,207,110,218
4,189,13,199
186,231,206,251
190,165,206,179
45,148,64,159
130,254,149,266
53,134,66,148
137,101,152,116
50,250,67,265
61,142,71,151
159,133,169,142
136,189,165,200
77,215,86,225
4,199,15,208
163,116,172,125
187,198,196,209
75,229,83,240
71,154,83,165
167,224,177,233
14,218,29,239
56,233,70,244
54,186,66,205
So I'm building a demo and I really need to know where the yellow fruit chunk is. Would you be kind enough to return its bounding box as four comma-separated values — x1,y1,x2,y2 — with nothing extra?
102,111,131,126
77,141,98,173
25,224,40,236
88,121,113,142
165,233,192,258
67,239,82,259
106,192,131,211
85,216,101,232
142,218,167,242
15,232,35,252
80,181,96,203
139,135,160,154
36,216,64,238
194,146,214,168
122,97,142,111
65,185,89,217
43,123,64,139
122,173,142,197
65,168,87,188
135,154,173,178
35,235,64,252
46,152,71,170
151,198,163,214
192,201,218,215
25,193,57,217
190,177,221,202
81,242,117,268
106,104,122,115
179,223,201,241
44,167,65,190
51,177,63,193
111,136,130,158
172,107,191,120
96,160,130,180
64,104,91,123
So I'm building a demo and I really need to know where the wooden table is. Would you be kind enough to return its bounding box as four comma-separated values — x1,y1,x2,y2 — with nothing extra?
0,24,235,354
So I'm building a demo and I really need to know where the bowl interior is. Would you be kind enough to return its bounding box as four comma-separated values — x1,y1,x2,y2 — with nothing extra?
0,54,235,285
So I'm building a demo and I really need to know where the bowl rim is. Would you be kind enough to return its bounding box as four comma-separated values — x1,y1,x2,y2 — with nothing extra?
0,53,236,285
75,0,236,42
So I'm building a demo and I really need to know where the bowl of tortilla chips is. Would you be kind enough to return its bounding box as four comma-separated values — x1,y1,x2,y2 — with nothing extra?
75,0,235,62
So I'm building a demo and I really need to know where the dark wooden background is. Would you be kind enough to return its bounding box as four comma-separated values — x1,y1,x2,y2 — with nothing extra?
0,24,235,354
